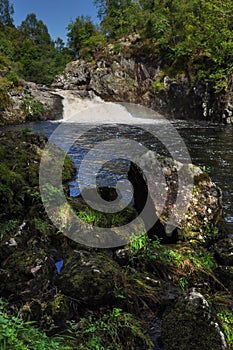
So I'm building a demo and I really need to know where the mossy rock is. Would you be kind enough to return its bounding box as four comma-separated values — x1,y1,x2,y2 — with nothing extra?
56,250,123,306
46,293,71,325
161,290,226,350
0,249,55,301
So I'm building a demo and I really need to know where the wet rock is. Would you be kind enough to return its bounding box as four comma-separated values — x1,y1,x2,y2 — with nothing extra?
161,289,227,350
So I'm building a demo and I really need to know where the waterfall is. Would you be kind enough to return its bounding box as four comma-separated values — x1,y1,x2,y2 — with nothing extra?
54,89,164,124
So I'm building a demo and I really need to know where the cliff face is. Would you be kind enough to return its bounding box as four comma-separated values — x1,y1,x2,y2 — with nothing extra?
52,37,233,123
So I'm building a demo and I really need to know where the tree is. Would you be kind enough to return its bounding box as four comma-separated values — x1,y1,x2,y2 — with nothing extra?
67,15,105,56
93,0,141,38
54,37,65,51
0,0,14,26
19,13,51,45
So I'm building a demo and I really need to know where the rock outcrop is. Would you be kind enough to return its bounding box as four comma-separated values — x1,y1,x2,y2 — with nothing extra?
0,81,63,124
52,37,233,123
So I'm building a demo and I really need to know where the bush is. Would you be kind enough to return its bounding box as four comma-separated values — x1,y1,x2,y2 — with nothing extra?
21,92,44,119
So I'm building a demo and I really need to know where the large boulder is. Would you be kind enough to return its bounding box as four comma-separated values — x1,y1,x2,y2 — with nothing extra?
128,151,224,243
56,249,123,306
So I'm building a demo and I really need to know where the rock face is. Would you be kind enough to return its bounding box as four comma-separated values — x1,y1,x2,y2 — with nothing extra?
128,151,224,243
52,37,233,123
1,81,63,124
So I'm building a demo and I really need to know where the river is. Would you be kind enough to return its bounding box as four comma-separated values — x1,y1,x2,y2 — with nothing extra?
5,94,233,234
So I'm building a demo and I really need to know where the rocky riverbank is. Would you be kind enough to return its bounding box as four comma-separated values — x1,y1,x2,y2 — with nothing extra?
1,36,232,126
0,130,232,349
0,80,63,125
52,36,233,124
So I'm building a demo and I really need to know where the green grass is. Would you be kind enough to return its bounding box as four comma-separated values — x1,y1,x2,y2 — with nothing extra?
77,208,124,227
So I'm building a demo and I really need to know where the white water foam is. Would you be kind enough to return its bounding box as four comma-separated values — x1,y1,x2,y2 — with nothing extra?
54,89,166,124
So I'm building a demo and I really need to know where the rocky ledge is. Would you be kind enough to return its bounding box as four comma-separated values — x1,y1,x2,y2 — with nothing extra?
0,131,232,349
0,80,63,125
52,36,233,123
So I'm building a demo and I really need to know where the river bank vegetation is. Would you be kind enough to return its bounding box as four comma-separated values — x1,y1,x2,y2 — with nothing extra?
0,1,233,348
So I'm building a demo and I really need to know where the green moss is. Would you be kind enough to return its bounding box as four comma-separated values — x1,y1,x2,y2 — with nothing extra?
20,92,44,120
57,250,123,306
162,297,224,350
48,293,70,323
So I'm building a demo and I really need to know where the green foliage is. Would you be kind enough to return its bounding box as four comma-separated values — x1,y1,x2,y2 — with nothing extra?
0,0,14,26
151,77,165,93
204,224,219,241
67,15,106,57
128,233,217,290
94,0,140,38
201,165,211,175
0,162,25,218
217,311,233,348
0,219,20,240
19,13,51,46
0,298,71,350
129,232,149,255
0,77,11,111
67,308,153,349
21,92,44,119
179,276,189,291
0,52,9,71
93,0,233,88
0,7,72,86
129,232,162,259
6,71,19,87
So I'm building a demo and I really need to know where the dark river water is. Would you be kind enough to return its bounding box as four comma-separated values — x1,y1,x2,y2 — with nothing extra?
5,116,233,233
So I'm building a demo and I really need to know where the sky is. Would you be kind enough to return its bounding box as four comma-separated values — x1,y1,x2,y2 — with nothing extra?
10,0,99,43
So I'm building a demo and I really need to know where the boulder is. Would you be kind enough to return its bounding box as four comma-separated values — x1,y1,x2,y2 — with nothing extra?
128,151,224,243
56,250,123,306
161,289,227,350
